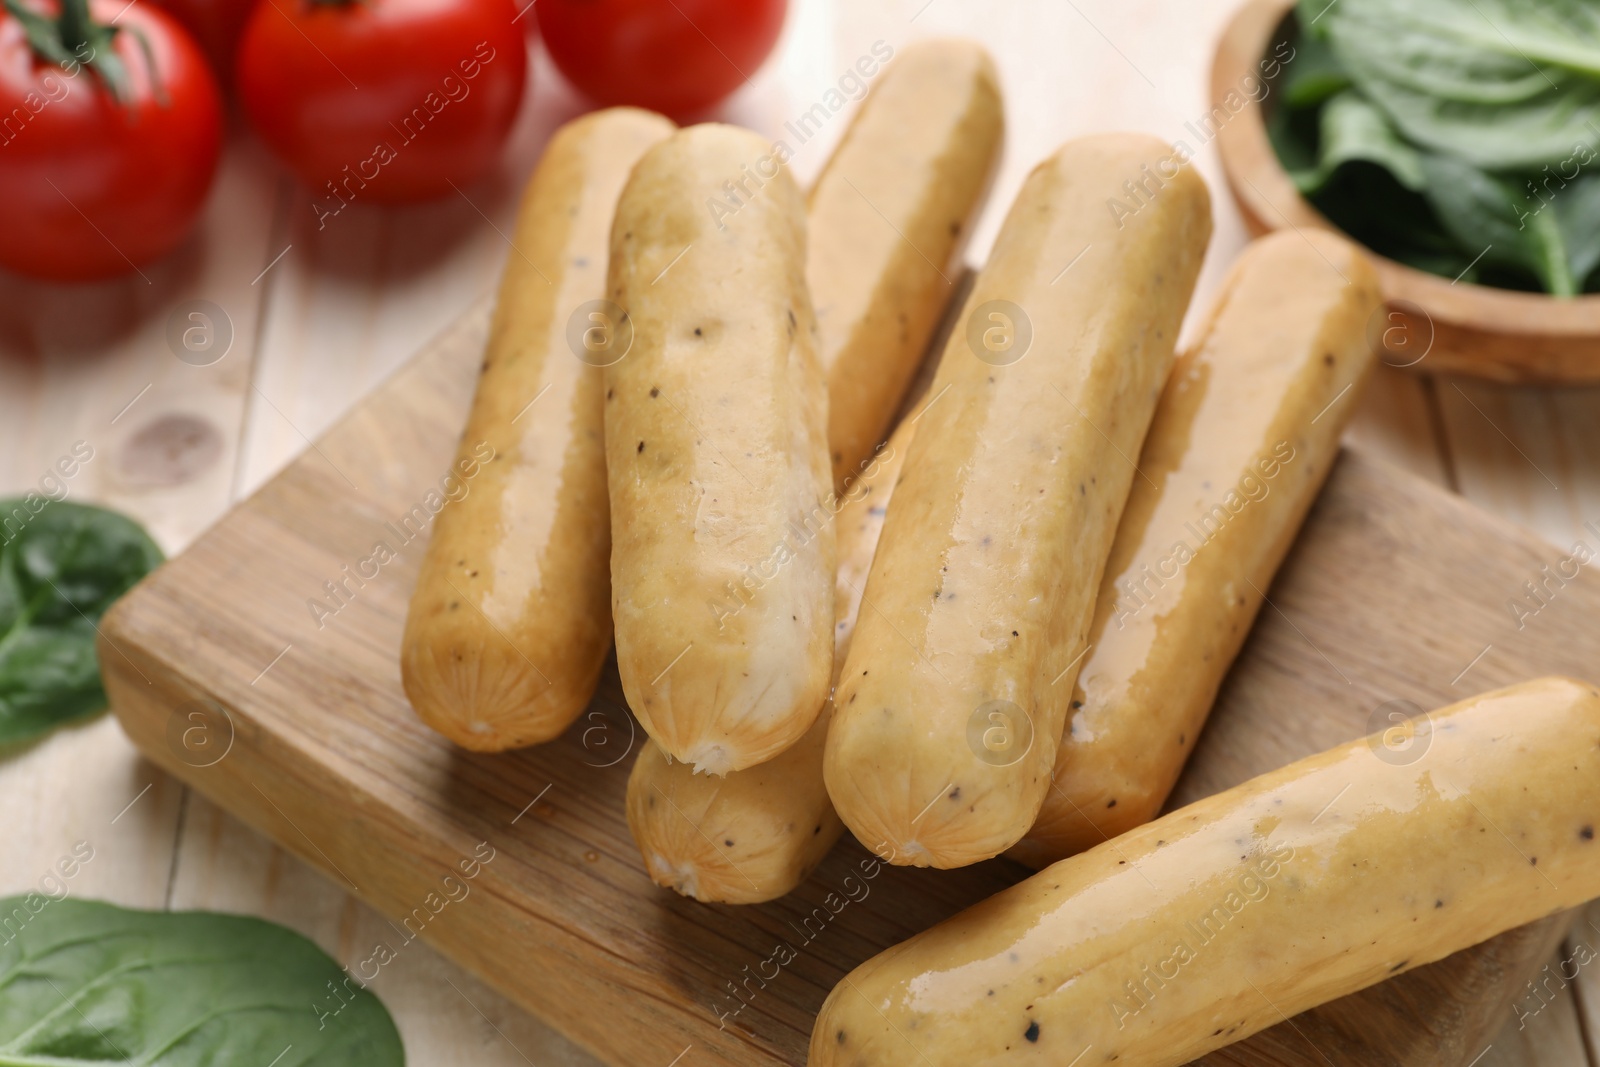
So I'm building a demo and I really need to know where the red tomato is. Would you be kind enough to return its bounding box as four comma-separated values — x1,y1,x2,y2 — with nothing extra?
150,0,256,82
236,0,527,206
537,0,786,118
0,0,224,282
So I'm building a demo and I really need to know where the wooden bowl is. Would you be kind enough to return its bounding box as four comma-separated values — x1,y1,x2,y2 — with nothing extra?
1213,0,1600,383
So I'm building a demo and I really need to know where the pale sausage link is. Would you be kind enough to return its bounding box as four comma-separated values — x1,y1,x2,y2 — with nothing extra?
1012,229,1383,866
606,124,835,775
810,676,1600,1067
622,39,1005,904
626,420,913,903
809,38,1002,490
824,133,1212,868
401,108,675,752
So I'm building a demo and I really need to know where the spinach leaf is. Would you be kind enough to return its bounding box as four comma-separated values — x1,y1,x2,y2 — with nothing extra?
1291,89,1427,195
0,897,404,1065
1281,20,1351,108
1418,151,1578,294
1318,0,1600,169
1551,170,1600,286
1305,156,1479,279
0,499,162,745
1295,0,1335,34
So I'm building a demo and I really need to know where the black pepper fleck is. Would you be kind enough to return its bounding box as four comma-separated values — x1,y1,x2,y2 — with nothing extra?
1024,1021,1039,1043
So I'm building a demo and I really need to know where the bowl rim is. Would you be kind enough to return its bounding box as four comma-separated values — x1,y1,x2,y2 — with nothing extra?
1212,0,1600,339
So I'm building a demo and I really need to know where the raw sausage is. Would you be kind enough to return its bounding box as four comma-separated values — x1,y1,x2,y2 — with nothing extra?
401,108,674,751
811,676,1600,1067
626,420,912,902
622,38,1005,904
1012,229,1382,866
809,38,1003,488
606,123,834,774
824,134,1211,867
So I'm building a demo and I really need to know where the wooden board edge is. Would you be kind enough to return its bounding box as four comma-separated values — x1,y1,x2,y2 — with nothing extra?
99,616,784,1067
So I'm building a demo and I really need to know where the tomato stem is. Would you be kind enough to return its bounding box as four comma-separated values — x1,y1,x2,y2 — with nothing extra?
1,0,148,104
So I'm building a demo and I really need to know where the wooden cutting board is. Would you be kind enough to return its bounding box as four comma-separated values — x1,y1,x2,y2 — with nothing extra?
101,298,1600,1067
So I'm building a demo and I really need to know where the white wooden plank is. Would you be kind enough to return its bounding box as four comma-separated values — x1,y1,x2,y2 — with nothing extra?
1437,379,1600,549
0,126,280,912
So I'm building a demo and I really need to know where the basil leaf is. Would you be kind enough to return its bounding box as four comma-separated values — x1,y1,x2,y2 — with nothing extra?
0,897,404,1065
1290,89,1427,195
1320,0,1600,169
0,499,162,746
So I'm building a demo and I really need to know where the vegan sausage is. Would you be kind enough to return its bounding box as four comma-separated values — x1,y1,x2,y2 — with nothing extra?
401,108,675,751
606,123,835,775
1012,229,1382,867
823,134,1211,867
812,676,1600,1067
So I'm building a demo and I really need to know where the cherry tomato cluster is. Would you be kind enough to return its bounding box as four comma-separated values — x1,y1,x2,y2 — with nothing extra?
0,0,786,282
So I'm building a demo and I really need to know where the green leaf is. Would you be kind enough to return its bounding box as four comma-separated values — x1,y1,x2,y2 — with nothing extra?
1417,152,1576,294
1280,19,1351,108
0,897,404,1065
1319,0,1600,169
1550,170,1600,285
1295,0,1336,40
0,500,162,746
1290,89,1427,195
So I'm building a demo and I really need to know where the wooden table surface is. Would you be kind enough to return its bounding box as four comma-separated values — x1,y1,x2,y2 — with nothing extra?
3,2,1598,1064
